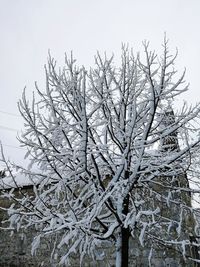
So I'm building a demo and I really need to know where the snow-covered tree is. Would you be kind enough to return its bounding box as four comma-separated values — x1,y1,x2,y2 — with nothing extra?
2,38,200,267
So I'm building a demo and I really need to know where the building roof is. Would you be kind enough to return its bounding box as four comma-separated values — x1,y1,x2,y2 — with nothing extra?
0,173,40,190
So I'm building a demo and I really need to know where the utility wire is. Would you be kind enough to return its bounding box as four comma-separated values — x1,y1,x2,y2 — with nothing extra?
0,109,22,131
0,125,19,132
0,110,21,117
0,110,26,153
2,143,26,150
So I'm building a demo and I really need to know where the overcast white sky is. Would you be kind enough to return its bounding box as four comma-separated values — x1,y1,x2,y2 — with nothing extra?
0,0,200,165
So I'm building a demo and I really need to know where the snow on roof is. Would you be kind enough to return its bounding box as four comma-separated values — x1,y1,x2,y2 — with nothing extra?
0,173,39,190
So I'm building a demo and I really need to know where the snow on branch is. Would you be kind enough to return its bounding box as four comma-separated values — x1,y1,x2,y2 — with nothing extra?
1,39,200,266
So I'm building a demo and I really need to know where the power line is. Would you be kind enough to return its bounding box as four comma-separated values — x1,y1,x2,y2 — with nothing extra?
0,109,22,132
0,125,19,132
0,110,21,117
2,143,26,150
0,110,26,151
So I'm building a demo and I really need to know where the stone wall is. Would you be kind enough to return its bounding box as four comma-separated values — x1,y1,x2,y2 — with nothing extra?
0,188,113,267
0,229,197,267
0,187,54,267
0,187,199,267
0,224,184,267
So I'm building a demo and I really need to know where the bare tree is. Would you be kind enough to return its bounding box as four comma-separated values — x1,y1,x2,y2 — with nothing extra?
2,38,200,267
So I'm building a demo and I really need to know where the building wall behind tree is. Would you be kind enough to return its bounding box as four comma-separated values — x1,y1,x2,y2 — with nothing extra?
0,187,197,267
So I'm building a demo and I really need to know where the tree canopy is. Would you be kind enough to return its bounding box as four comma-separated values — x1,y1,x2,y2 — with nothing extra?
1,38,200,267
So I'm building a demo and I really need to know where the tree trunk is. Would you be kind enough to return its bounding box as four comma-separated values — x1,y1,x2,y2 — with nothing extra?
120,190,130,267
115,226,130,267
116,171,130,267
121,226,130,267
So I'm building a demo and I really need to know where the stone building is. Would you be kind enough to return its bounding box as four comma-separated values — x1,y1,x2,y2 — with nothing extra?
0,189,199,267
0,108,199,267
